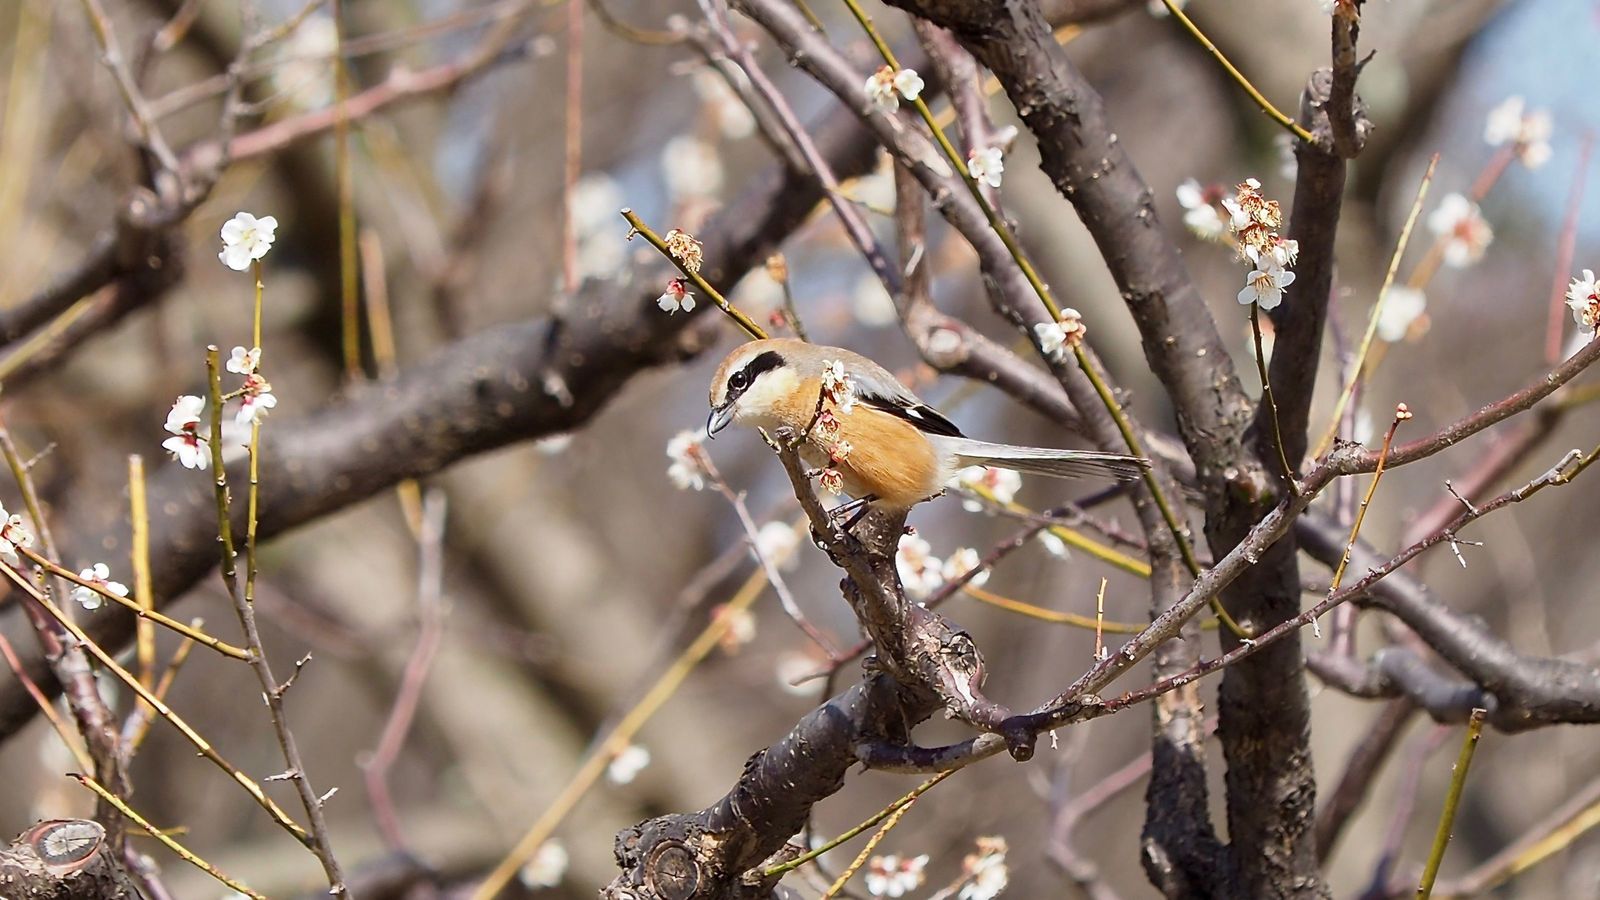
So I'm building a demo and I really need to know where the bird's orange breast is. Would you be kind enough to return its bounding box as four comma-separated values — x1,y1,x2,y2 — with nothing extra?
776,378,945,509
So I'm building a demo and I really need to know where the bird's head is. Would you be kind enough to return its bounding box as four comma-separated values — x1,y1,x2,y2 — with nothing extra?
706,339,806,437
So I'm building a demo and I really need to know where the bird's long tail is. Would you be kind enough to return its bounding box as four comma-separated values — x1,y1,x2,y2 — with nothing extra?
939,437,1149,482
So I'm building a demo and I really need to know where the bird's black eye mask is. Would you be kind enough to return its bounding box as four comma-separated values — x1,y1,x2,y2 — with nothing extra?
709,349,785,437
723,350,784,403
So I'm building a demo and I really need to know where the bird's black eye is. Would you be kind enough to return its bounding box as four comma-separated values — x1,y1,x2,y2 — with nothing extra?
729,370,750,391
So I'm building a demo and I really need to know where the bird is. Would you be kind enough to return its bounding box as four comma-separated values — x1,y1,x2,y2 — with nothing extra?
706,338,1148,514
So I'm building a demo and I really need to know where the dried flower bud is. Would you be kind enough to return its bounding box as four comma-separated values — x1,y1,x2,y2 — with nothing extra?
664,228,705,274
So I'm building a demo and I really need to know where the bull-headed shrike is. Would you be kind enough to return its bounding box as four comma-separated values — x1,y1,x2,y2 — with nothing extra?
707,338,1146,513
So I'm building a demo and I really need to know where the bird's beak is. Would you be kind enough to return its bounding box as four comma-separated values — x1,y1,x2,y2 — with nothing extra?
707,403,735,438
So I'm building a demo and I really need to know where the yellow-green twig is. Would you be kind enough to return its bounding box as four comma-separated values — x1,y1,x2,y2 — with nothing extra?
0,564,311,845
621,209,768,339
766,769,954,878
72,772,266,899
1157,0,1313,142
819,777,935,898
1313,156,1436,461
19,547,248,660
124,627,199,757
1326,408,1405,596
472,559,777,899
130,455,156,688
1418,708,1489,899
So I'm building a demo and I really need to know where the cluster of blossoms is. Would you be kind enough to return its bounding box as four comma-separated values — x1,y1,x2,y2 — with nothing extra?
1567,269,1600,341
70,563,128,611
666,430,711,491
1034,308,1086,361
958,835,1011,900
0,502,34,567
815,360,859,495
896,532,991,600
863,66,924,112
1175,179,1228,241
865,853,929,897
967,146,1006,189
161,347,277,471
1426,193,1494,269
1484,95,1553,170
166,212,285,470
1225,179,1298,310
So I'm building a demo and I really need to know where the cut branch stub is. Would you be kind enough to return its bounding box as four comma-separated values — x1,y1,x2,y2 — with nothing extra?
0,819,141,899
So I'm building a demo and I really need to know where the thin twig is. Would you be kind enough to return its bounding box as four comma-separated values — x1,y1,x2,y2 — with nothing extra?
1544,133,1593,365
122,628,200,757
0,628,93,771
1156,0,1313,142
363,490,449,854
17,548,249,659
1314,156,1436,460
471,563,775,898
1251,303,1296,486
1416,708,1488,898
0,564,311,843
622,209,768,338
819,782,934,899
766,769,954,877
72,773,266,899
206,346,349,895
1326,406,1407,598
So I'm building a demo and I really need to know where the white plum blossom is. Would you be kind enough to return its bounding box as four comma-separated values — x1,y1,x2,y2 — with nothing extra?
1035,321,1067,360
952,465,1023,512
1484,96,1554,169
661,134,724,200
657,278,696,314
270,14,338,109
820,360,857,413
754,521,801,570
1427,193,1493,269
1247,237,1299,271
1037,529,1070,559
968,147,1005,188
162,395,210,470
218,212,278,271
713,603,757,653
71,564,127,611
865,853,929,897
692,67,757,140
864,66,923,111
235,375,278,426
959,836,1010,900
1176,179,1225,240
0,504,33,567
896,533,944,599
666,430,710,491
893,69,924,102
941,547,991,590
1566,269,1599,339
1376,286,1428,343
1238,264,1296,310
518,840,569,889
607,744,651,784
226,346,261,375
